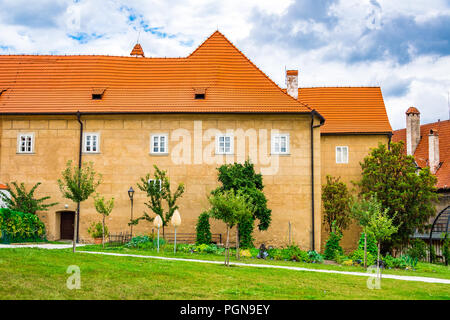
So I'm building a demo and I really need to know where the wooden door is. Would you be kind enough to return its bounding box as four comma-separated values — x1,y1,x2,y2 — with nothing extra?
60,212,75,240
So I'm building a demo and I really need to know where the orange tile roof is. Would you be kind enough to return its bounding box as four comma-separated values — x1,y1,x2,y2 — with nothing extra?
295,87,392,134
393,119,450,190
0,31,312,115
130,43,145,57
0,184,8,190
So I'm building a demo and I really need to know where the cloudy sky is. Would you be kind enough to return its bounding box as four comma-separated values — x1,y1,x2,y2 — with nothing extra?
0,0,449,129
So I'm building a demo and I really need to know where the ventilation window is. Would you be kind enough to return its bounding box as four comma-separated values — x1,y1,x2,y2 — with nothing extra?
91,88,106,100
193,88,206,100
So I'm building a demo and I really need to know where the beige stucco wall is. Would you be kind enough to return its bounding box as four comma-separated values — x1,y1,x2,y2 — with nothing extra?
0,113,321,250
320,134,390,253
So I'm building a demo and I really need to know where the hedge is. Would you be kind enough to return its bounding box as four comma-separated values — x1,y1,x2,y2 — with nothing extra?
0,208,46,243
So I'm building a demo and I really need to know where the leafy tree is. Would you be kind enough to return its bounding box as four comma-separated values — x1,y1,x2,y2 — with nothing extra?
57,160,102,252
94,194,114,248
323,221,344,260
356,141,437,251
407,239,427,261
213,160,271,248
322,175,352,232
207,189,255,266
196,212,212,245
0,182,57,215
134,165,184,236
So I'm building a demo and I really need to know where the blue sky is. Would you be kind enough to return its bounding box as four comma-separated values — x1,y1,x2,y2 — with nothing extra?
0,0,449,129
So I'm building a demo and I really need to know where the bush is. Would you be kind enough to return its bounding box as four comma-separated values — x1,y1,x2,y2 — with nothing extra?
195,212,212,245
324,223,343,260
87,222,109,239
350,249,376,266
358,232,378,256
407,239,427,261
442,234,449,265
307,250,324,263
0,208,46,243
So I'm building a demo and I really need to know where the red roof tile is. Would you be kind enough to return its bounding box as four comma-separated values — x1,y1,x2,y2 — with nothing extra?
0,31,311,115
393,119,450,190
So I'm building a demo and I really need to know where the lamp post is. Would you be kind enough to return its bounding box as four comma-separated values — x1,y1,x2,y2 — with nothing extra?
154,215,163,253
171,209,181,253
128,186,135,238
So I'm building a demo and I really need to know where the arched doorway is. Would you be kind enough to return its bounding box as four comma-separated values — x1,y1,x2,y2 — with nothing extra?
58,211,75,240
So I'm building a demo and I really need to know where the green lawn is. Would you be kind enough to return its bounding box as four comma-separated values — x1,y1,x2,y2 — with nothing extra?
0,248,448,300
77,244,450,280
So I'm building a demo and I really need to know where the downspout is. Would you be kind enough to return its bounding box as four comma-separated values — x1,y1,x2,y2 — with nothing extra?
76,111,83,243
387,132,393,151
310,110,325,251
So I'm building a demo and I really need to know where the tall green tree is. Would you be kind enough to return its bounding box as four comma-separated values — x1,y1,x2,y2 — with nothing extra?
322,175,353,232
356,141,437,251
213,160,271,248
94,194,114,248
134,165,184,236
207,189,255,266
57,160,102,252
0,182,57,215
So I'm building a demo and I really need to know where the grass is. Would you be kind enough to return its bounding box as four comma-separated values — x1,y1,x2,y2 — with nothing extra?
77,244,450,280
0,248,449,300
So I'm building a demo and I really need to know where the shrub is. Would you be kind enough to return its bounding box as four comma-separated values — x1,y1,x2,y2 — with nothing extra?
285,245,309,262
358,232,378,256
324,222,343,260
195,212,212,245
87,222,108,239
0,208,46,243
382,254,407,269
442,234,449,265
407,239,427,261
350,249,376,266
307,250,324,263
125,235,154,248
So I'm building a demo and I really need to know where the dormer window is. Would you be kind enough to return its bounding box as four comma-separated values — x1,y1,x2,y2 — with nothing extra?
193,88,206,100
92,88,106,100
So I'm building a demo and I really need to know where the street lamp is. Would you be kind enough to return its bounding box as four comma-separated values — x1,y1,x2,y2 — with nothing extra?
154,215,163,253
128,186,135,238
171,209,181,253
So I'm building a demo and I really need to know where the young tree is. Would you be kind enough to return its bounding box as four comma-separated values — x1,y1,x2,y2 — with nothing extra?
365,203,398,275
57,160,102,252
134,165,184,236
213,160,271,248
94,194,114,248
357,141,437,251
207,189,255,266
351,195,382,268
322,175,353,232
196,212,212,245
0,182,58,215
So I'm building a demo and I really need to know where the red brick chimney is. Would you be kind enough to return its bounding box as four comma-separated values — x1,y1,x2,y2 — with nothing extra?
428,128,440,174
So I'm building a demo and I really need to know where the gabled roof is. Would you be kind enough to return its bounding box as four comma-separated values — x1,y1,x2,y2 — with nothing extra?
294,87,392,134
0,31,312,115
393,119,450,190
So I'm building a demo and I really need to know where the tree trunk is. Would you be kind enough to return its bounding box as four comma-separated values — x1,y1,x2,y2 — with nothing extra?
225,226,230,266
364,232,367,268
72,206,79,253
102,215,105,248
236,224,240,260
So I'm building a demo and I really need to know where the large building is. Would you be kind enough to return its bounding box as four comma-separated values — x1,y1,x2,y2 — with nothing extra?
0,31,392,251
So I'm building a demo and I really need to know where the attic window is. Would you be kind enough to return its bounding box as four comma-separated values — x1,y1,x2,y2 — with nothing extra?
92,88,106,100
194,88,206,100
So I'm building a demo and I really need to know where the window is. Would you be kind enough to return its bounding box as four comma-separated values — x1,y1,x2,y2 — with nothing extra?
17,133,34,153
148,179,162,192
83,133,100,153
216,134,234,154
336,146,348,164
151,134,168,154
271,133,290,154
195,93,205,100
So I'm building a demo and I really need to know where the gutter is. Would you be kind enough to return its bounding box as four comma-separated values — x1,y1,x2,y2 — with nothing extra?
310,109,325,251
76,111,83,243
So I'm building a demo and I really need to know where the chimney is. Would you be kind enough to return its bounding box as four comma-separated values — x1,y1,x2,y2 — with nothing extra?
406,106,421,155
429,129,440,174
286,70,298,99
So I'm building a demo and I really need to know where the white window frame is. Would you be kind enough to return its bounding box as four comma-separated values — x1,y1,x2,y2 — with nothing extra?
150,134,169,155
215,134,234,155
17,133,35,154
271,133,290,155
336,146,349,164
83,132,100,154
148,179,162,192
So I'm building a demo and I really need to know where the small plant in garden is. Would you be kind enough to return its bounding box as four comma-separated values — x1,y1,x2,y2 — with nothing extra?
87,222,108,239
0,182,58,215
323,221,343,260
307,250,324,263
94,194,114,248
133,165,184,236
196,212,212,245
58,160,102,252
0,208,46,243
